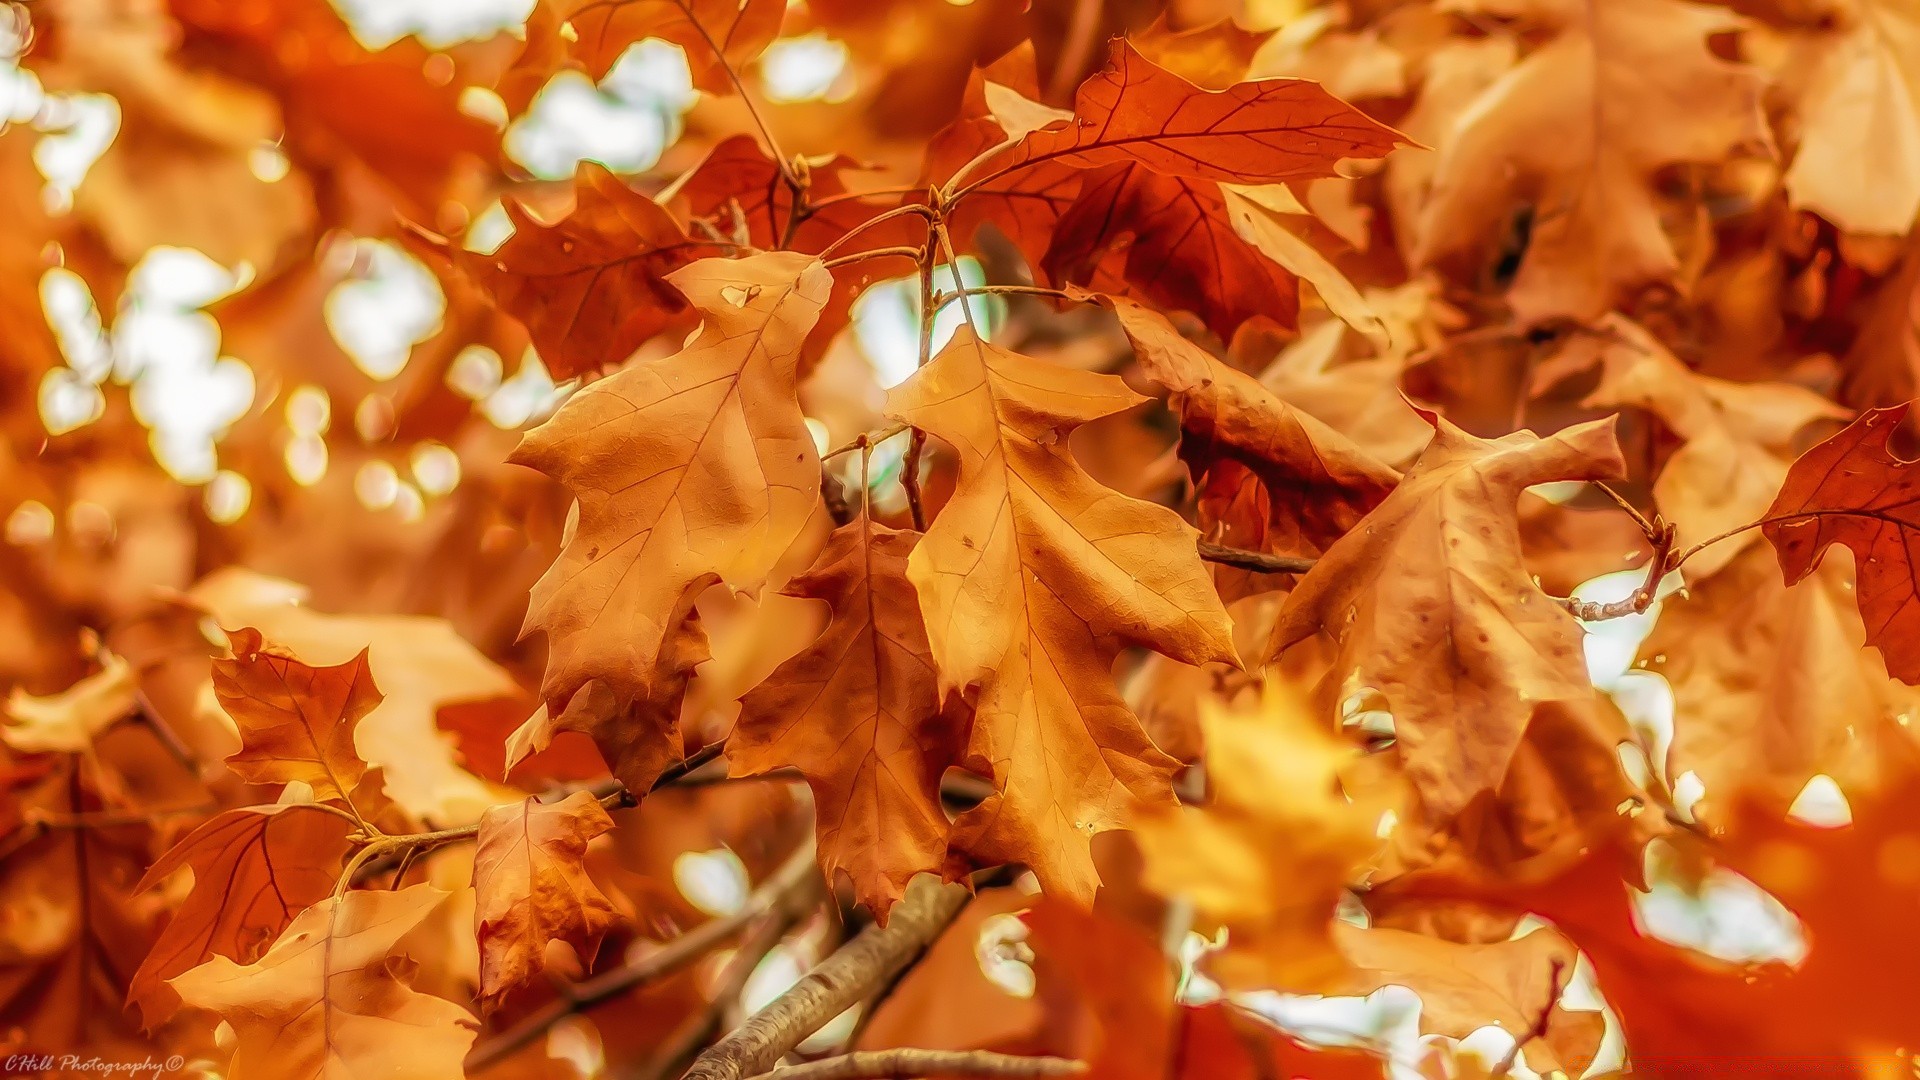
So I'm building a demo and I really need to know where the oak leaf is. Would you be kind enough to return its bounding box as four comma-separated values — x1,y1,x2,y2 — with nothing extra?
472,791,621,1010
1764,402,1920,683
170,885,476,1080
1266,413,1626,821
1533,316,1846,581
729,516,967,917
214,626,376,806
1094,293,1401,562
1640,543,1920,812
996,40,1407,188
1044,165,1301,340
512,252,831,772
555,0,786,89
191,570,523,825
2,652,134,754
128,802,354,1027
1783,0,1920,235
459,164,725,381
1133,686,1385,993
1415,0,1771,322
884,329,1237,902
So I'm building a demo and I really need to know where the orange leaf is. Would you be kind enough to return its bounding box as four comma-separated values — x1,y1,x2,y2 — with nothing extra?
1093,293,1400,558
463,164,727,380
170,886,477,1079
1267,413,1626,820
1134,686,1385,994
555,0,787,88
512,252,831,764
995,40,1407,188
472,792,621,1011
1045,165,1300,340
1414,0,1770,322
730,516,968,917
128,803,353,1028
213,627,378,806
884,329,1237,902
1765,402,1920,683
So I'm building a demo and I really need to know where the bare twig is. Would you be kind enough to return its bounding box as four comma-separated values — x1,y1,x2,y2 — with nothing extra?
765,1050,1087,1080
682,877,973,1080
1196,541,1315,575
823,246,923,272
1556,518,1675,621
467,842,821,1073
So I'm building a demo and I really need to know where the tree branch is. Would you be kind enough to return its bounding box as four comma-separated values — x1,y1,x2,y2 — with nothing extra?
467,841,821,1073
681,877,973,1080
764,1050,1087,1080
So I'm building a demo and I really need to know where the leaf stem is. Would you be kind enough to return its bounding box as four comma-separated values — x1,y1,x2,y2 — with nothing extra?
814,204,937,263
822,246,924,271
676,0,798,191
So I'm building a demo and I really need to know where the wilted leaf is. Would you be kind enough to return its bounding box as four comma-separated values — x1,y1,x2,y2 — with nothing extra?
512,252,830,778
213,626,377,806
472,791,620,1010
729,516,967,917
129,803,354,1027
170,886,477,1080
1416,0,1770,321
1765,402,1920,683
885,329,1238,901
1267,413,1626,820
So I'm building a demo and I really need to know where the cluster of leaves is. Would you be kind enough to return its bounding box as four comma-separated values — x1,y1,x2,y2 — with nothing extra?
9,0,1920,1078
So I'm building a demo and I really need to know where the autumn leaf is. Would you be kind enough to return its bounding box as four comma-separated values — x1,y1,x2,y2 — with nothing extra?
170,885,477,1080
1640,543,1920,813
1133,686,1385,993
979,40,1408,191
512,252,831,776
555,0,786,89
457,163,727,381
1326,922,1601,1076
1764,402,1920,683
2,652,134,754
1092,292,1401,561
191,570,524,826
1267,412,1626,821
472,791,621,1010
128,802,354,1027
924,74,1082,271
1532,316,1846,581
1415,0,1771,321
213,626,377,807
884,328,1237,901
1782,0,1920,235
1044,165,1301,340
729,516,967,917
678,136,920,366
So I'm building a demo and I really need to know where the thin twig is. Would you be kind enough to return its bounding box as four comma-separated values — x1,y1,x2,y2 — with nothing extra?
1197,541,1316,575
824,424,909,461
903,246,938,531
765,1050,1087,1080
467,842,821,1073
823,246,923,272
814,205,937,263
930,284,1076,315
682,877,974,1080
